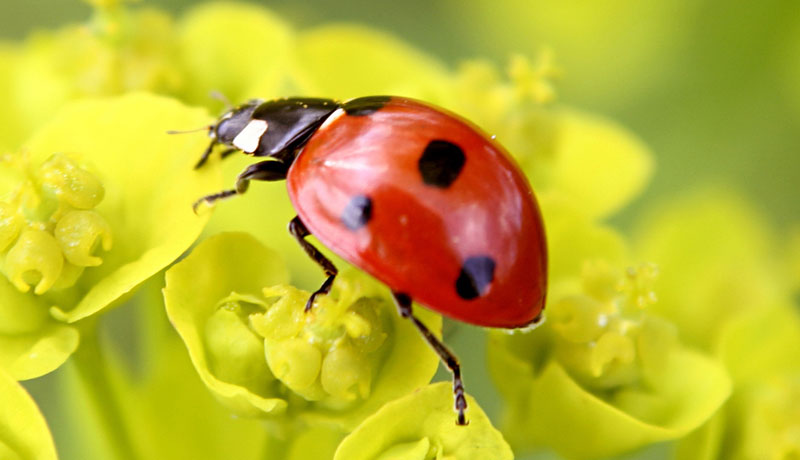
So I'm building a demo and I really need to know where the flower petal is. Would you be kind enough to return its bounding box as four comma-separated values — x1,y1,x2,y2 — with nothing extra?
544,108,654,219
178,2,293,103
0,368,58,460
21,93,223,322
0,278,79,380
634,189,782,349
490,341,731,459
164,232,290,417
333,382,513,460
294,25,451,101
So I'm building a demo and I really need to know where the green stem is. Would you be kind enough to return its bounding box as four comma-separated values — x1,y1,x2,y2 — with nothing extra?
71,320,136,460
261,431,290,460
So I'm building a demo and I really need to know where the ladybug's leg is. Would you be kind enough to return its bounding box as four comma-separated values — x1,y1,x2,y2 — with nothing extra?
194,138,219,169
392,292,468,426
288,216,338,312
192,160,289,212
194,140,237,169
219,148,238,160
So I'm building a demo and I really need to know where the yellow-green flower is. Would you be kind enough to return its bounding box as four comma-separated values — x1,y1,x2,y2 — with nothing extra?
164,232,440,428
333,382,513,460
489,247,731,458
176,2,293,104
0,368,57,460
444,57,653,220
675,304,800,460
8,7,181,150
0,93,220,378
634,189,784,349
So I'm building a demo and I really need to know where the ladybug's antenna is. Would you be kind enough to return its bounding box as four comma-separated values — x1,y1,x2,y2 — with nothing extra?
210,90,233,110
166,125,213,135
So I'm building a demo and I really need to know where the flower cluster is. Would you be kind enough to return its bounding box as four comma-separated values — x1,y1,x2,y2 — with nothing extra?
0,1,797,460
1,153,110,295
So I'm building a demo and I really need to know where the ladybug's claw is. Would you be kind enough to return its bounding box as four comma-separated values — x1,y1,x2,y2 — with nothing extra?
304,274,336,312
192,189,237,214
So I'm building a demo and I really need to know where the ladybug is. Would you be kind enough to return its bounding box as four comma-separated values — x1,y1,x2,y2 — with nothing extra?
192,96,547,425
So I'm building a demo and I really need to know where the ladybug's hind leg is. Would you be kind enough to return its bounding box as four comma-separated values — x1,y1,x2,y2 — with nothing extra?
193,160,289,212
288,216,338,312
392,292,468,426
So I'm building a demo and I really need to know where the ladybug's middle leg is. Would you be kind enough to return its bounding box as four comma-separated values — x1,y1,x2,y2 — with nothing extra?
193,160,289,212
392,291,468,426
288,216,338,312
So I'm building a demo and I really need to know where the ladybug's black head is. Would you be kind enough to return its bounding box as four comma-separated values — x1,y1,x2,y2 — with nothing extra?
213,99,264,145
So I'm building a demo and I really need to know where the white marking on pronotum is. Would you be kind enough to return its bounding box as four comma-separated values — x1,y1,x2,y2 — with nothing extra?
318,108,345,132
232,119,268,153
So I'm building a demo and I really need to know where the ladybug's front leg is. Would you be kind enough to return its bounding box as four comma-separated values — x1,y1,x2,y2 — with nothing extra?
288,216,338,312
192,160,289,212
392,292,468,426
193,137,238,170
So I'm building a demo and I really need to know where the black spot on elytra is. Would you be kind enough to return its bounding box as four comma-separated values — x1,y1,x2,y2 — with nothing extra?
418,140,466,188
342,96,391,116
341,195,373,230
455,256,496,300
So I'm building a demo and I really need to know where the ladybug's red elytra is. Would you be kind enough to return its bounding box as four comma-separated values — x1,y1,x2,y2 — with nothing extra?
191,96,548,425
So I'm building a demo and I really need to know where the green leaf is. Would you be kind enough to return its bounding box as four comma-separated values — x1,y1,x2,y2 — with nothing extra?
0,368,57,460
178,2,293,103
20,92,222,322
490,343,731,459
333,382,513,460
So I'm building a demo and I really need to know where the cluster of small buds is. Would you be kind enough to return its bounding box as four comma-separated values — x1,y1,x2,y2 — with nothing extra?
203,278,392,408
549,260,675,390
0,153,111,295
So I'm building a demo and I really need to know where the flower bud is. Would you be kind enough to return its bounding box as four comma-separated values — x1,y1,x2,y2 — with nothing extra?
348,300,389,353
205,306,275,392
39,154,104,210
54,210,112,266
581,259,621,303
0,202,22,252
549,295,608,344
590,330,636,379
251,285,305,341
321,341,371,401
265,337,322,397
50,262,85,291
4,229,64,294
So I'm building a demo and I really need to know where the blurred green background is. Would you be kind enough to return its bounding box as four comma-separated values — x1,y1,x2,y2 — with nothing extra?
2,0,799,231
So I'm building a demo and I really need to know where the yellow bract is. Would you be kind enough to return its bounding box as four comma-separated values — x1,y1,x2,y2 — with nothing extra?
333,382,513,460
